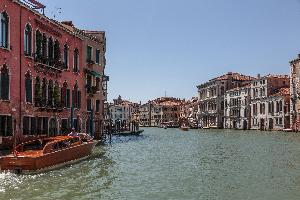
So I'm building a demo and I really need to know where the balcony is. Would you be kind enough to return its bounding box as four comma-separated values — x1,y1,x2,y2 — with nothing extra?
86,59,95,66
86,85,99,95
34,54,63,78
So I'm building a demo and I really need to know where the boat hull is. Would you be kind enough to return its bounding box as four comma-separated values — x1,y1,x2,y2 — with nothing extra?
0,140,97,173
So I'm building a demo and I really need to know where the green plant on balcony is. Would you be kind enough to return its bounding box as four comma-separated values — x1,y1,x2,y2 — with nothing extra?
53,85,61,108
86,59,95,65
34,84,42,107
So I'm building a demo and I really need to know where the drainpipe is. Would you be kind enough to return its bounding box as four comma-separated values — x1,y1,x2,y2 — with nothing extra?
18,5,23,146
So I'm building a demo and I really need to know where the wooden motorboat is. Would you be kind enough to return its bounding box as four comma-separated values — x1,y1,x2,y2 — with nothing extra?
0,134,97,173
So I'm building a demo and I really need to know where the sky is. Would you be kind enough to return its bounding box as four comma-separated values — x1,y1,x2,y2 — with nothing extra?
40,0,300,103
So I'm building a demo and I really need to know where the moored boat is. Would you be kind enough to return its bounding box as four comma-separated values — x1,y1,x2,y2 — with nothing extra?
117,130,144,136
0,134,97,174
180,126,190,131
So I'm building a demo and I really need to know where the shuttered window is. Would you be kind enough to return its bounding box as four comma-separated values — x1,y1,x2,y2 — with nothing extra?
0,69,9,100
77,91,81,109
25,76,32,103
0,115,12,136
66,89,70,108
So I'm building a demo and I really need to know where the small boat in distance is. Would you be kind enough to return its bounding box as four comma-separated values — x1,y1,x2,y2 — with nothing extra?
117,130,144,136
0,134,97,174
180,124,190,131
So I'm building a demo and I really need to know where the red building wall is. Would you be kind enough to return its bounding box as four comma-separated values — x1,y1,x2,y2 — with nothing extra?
0,0,88,148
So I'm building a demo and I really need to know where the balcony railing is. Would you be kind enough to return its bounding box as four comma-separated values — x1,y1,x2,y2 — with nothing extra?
33,54,63,77
86,85,99,94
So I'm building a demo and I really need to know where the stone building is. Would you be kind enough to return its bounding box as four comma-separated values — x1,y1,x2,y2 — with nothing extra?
197,72,253,128
152,97,183,127
139,103,151,127
224,84,251,129
179,97,199,127
139,97,183,127
290,55,300,131
250,74,290,130
108,96,139,127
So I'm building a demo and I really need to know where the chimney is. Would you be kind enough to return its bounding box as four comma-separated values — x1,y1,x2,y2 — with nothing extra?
61,21,74,27
257,73,261,79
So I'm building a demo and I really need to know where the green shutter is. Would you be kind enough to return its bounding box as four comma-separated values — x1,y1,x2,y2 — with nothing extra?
78,91,81,109
66,89,70,108
6,116,12,136
1,73,9,100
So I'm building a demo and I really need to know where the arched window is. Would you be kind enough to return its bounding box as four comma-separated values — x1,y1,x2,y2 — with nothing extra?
48,80,53,107
35,30,42,59
42,34,47,63
49,118,57,137
1,12,9,48
63,44,69,69
42,78,47,107
61,81,67,107
73,48,79,72
72,82,81,109
54,40,61,67
25,71,32,103
24,24,32,56
0,64,9,100
34,76,41,107
53,81,60,107
48,37,54,65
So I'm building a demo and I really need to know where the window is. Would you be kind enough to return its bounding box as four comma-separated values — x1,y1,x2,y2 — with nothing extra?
25,71,32,103
23,116,36,135
48,80,53,107
73,48,79,72
72,83,78,108
0,115,12,136
42,34,47,63
96,49,100,64
42,78,47,107
0,65,9,100
61,82,67,107
87,99,92,111
34,77,41,107
96,100,100,112
35,30,42,59
48,37,54,65
24,24,32,55
63,44,69,69
66,89,70,108
87,46,92,62
0,12,9,48
61,119,69,135
54,40,60,65
49,118,57,137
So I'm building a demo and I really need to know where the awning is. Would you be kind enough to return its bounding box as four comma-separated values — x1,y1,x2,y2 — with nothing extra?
85,69,102,77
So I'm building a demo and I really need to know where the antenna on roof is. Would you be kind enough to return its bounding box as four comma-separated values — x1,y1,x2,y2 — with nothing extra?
23,0,46,15
52,7,62,19
165,91,167,98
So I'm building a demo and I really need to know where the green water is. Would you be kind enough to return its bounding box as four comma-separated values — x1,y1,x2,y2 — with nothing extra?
1,128,300,200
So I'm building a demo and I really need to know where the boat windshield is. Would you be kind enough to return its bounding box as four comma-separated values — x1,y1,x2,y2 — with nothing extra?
19,140,44,152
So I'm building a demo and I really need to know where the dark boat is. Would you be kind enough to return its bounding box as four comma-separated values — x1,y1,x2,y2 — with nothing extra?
117,130,144,136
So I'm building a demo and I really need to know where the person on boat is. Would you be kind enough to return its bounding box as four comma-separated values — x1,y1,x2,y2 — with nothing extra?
68,128,79,137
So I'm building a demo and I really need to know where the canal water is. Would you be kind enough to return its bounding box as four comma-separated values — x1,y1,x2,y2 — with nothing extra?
1,128,300,200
